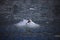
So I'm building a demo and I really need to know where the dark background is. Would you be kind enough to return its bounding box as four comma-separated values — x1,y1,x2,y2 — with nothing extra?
0,0,60,40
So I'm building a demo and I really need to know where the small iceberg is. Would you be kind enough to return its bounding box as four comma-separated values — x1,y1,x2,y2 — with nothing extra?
14,19,40,28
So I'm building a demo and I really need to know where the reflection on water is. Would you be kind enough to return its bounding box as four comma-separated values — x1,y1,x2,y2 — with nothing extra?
0,20,56,40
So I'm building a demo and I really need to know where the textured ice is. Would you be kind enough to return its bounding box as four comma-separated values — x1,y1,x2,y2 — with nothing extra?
14,19,40,28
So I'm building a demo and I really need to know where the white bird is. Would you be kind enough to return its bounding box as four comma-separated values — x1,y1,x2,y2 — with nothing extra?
14,19,40,28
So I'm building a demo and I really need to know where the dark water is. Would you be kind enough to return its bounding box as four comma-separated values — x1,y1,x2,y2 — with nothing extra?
0,0,60,40
0,20,59,40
